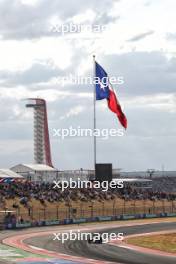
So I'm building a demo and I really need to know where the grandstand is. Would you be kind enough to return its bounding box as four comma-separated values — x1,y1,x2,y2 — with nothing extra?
0,177,176,225
0,166,176,222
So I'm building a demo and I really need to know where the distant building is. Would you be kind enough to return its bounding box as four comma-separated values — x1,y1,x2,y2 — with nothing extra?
113,178,152,189
119,171,176,178
11,164,58,182
58,170,92,182
0,169,23,179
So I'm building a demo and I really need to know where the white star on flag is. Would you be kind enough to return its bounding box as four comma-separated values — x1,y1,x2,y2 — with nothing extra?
99,80,106,91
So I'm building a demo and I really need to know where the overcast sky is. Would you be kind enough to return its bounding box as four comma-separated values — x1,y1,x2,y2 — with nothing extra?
0,0,176,171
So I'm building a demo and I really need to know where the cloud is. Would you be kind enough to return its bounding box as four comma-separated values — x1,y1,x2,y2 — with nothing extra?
93,12,120,25
1,50,176,102
166,32,176,41
0,0,175,171
60,106,86,120
0,0,115,40
124,93,176,113
127,30,155,42
0,62,63,86
100,51,176,96
0,80,176,170
144,1,151,7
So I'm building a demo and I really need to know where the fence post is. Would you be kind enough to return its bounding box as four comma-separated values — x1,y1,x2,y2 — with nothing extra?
113,199,116,215
44,208,46,220
80,202,84,218
56,206,59,220
171,200,174,213
89,202,94,218
143,199,146,214
123,199,126,214
68,205,71,219
162,199,165,213
30,206,33,220
102,202,105,216
133,200,136,215
153,200,155,214
17,206,20,220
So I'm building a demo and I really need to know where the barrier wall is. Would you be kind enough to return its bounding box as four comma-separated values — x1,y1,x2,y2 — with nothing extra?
5,212,176,229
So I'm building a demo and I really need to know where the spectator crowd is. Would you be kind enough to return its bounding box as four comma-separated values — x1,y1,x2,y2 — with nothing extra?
0,178,176,210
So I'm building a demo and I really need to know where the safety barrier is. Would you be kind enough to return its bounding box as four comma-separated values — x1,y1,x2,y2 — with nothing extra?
4,212,176,229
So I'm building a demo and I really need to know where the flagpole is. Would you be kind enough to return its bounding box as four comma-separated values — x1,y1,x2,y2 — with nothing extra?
93,55,96,178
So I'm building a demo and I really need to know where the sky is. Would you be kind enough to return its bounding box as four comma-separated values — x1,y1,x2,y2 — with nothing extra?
0,0,176,171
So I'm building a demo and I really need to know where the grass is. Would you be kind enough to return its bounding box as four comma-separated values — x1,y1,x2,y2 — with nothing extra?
127,233,176,253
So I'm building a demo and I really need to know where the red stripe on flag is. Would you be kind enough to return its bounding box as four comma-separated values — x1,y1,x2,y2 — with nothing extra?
107,90,127,129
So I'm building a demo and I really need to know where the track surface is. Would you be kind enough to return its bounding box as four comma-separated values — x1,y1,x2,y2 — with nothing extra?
25,221,176,264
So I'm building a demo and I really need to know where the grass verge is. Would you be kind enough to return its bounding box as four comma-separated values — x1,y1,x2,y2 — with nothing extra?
127,233,176,253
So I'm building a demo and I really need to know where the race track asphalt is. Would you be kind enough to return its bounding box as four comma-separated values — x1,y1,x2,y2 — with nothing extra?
25,221,176,264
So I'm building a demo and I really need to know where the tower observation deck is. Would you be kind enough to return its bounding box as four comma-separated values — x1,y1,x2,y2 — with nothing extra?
26,98,53,167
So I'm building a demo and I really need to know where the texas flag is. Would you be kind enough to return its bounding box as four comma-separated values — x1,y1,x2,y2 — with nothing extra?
95,61,127,129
